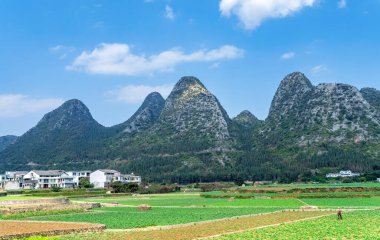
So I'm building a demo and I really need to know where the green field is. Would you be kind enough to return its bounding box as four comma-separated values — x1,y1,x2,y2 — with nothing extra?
76,195,303,207
1,184,380,239
27,206,283,229
217,210,380,240
0,195,52,201
302,197,380,208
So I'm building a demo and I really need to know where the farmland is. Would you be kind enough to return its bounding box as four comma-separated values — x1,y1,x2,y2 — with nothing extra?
74,195,304,207
216,210,380,240
1,183,380,239
27,206,284,229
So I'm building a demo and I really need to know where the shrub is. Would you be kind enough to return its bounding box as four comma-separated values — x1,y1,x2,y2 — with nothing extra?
51,186,62,192
79,177,94,188
111,182,139,193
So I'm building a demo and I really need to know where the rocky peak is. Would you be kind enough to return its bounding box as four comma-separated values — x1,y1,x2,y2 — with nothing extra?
122,92,165,133
233,110,261,128
266,73,380,145
174,76,206,91
38,99,97,131
268,72,313,120
159,76,231,145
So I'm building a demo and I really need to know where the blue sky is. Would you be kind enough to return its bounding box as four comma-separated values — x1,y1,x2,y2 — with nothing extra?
1,0,380,136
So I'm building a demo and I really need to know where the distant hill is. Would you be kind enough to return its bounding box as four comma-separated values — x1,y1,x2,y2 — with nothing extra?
0,135,18,152
1,73,380,182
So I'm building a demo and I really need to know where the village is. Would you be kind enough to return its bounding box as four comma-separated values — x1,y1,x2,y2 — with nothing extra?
0,169,141,190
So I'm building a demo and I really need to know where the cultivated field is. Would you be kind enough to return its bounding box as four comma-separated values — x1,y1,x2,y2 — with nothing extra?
0,183,379,239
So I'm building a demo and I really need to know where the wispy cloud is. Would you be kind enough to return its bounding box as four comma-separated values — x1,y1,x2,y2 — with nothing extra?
67,43,244,76
0,94,64,118
337,0,347,8
281,52,296,60
220,0,317,30
311,64,328,74
106,84,172,104
49,45,75,59
165,5,175,20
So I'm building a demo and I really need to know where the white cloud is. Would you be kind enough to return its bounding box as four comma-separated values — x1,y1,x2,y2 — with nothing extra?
220,0,317,30
337,0,346,8
49,45,63,52
165,5,175,20
311,64,328,74
281,52,296,60
106,84,172,104
67,43,244,76
49,45,75,59
0,94,64,118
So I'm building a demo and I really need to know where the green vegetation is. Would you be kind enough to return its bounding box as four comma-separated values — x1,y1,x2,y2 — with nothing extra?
78,178,93,189
0,208,86,220
76,195,303,207
20,237,59,240
0,195,51,200
302,198,380,208
27,207,282,229
216,210,380,240
110,182,139,193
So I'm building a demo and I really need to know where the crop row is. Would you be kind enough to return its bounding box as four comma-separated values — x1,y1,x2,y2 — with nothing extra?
60,211,332,240
217,210,380,240
27,206,284,229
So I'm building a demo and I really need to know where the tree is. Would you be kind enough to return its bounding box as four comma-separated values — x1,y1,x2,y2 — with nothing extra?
79,177,93,188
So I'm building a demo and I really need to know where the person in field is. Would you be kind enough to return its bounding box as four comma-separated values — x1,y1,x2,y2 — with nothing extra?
337,210,343,220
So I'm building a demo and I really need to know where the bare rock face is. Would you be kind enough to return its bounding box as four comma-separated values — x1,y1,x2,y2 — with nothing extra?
360,87,380,111
159,76,231,145
121,92,165,134
266,72,380,145
268,72,314,122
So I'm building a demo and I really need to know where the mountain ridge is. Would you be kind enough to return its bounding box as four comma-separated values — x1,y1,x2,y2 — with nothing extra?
1,73,380,182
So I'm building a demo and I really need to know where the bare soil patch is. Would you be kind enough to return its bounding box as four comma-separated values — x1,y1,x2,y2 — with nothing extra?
0,220,105,239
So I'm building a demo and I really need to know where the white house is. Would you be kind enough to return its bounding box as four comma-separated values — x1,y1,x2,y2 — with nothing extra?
3,171,28,190
67,171,91,186
326,173,341,178
326,170,360,178
90,169,122,188
123,173,142,183
23,170,75,189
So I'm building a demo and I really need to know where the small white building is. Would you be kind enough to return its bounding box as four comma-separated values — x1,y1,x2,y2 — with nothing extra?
326,173,341,178
23,170,75,189
377,178,380,182
3,171,28,190
326,170,360,178
90,169,122,188
67,171,91,186
123,173,142,183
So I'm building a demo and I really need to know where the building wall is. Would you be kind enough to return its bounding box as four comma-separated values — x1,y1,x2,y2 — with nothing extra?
90,171,106,188
4,181,21,190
